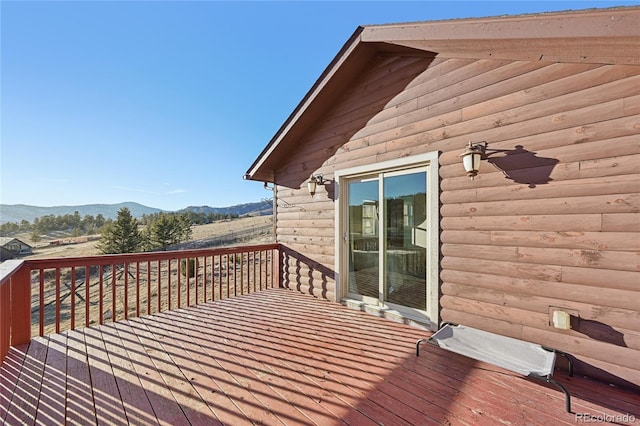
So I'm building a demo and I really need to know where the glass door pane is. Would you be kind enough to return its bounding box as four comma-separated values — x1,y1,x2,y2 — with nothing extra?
383,171,427,310
347,178,379,299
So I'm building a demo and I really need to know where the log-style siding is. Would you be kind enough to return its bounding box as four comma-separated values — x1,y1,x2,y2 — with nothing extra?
272,53,640,388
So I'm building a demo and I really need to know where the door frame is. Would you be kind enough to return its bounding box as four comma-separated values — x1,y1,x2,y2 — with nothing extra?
335,151,440,328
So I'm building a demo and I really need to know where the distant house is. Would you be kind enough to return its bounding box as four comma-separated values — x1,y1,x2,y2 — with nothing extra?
0,237,33,260
245,8,640,389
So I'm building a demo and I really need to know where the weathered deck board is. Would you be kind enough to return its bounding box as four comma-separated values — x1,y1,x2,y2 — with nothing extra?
112,320,191,426
100,322,159,425
84,326,129,425
35,333,66,425
149,311,333,426
5,338,47,424
1,288,638,425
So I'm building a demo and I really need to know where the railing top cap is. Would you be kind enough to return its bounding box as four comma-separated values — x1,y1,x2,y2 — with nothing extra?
22,243,281,269
0,259,26,284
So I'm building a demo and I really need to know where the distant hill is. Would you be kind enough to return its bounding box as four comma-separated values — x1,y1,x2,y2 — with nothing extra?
0,202,163,224
179,200,273,217
0,200,273,224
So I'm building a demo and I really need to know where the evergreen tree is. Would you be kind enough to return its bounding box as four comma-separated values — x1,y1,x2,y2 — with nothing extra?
20,220,31,232
31,230,42,243
96,207,143,254
144,213,192,251
95,214,106,229
0,222,19,236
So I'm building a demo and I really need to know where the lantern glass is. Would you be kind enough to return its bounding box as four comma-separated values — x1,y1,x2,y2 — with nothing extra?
460,142,486,179
307,179,317,196
462,153,474,174
462,152,481,176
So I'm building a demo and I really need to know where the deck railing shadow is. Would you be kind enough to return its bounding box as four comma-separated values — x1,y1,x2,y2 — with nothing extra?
2,288,639,424
280,245,335,300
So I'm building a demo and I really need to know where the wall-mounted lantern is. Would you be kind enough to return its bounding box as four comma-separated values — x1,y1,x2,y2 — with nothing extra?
307,174,326,197
459,141,487,179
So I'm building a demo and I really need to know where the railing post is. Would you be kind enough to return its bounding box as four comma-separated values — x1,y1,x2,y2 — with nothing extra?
0,275,10,364
276,244,283,288
10,265,31,346
0,260,31,364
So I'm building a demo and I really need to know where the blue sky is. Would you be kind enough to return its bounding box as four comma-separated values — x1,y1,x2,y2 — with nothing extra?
1,1,635,211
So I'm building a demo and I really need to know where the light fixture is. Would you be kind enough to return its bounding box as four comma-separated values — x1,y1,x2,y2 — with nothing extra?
307,174,326,197
459,141,487,179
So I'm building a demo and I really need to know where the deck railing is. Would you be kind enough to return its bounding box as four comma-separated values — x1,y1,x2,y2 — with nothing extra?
0,243,280,364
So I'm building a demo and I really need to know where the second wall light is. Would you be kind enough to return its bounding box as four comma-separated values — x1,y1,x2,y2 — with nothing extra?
307,174,327,197
460,141,487,179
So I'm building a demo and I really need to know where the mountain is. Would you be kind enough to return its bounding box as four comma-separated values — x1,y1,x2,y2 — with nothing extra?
179,200,273,217
0,200,273,224
0,202,164,224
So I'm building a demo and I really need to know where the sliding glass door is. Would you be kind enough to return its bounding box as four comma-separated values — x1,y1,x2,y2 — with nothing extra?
346,168,429,315
384,170,427,311
347,176,380,299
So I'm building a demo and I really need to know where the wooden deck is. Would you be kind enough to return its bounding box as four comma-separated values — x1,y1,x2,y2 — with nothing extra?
1,288,638,425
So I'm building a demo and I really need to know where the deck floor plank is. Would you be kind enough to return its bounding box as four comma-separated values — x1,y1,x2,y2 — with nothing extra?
0,344,28,424
84,326,129,425
159,308,288,426
197,298,384,426
5,337,48,425
112,320,190,426
1,288,639,426
171,317,304,426
209,298,402,421
140,312,248,426
272,297,499,425
128,317,222,425
65,329,97,425
187,308,371,426
34,333,67,425
222,295,443,424
216,312,359,426
148,311,308,425
165,305,346,426
99,322,160,425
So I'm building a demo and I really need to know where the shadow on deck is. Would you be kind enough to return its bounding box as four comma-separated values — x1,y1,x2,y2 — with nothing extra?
1,288,638,425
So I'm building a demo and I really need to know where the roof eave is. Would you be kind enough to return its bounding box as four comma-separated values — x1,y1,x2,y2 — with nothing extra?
361,7,640,65
244,26,367,183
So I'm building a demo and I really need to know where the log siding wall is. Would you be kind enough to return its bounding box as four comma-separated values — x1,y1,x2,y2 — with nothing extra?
273,54,640,387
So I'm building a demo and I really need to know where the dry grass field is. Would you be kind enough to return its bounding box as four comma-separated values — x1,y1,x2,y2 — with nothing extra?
22,215,274,259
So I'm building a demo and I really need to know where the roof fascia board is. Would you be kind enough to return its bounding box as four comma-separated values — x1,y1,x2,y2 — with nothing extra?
361,8,640,65
360,7,640,43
